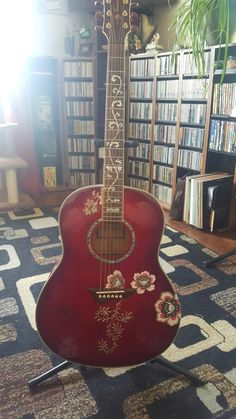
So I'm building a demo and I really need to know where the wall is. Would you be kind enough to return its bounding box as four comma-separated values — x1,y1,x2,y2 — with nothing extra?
32,3,93,58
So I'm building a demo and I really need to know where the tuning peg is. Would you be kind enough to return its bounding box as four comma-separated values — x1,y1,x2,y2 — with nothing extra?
95,10,103,31
95,1,104,12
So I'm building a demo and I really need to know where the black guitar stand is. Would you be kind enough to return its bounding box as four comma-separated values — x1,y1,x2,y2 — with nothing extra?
28,356,206,389
204,248,236,268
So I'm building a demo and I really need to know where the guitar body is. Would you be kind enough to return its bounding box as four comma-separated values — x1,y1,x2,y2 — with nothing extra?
36,185,180,367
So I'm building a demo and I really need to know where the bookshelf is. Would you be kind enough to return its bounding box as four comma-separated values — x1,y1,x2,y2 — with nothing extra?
127,46,236,230
206,44,236,229
28,56,63,189
63,57,96,187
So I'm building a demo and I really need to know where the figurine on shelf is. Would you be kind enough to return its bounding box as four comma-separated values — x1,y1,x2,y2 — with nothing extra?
127,12,145,54
146,32,163,52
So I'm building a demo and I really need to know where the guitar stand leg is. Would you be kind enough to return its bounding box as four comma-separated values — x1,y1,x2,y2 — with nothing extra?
28,360,73,388
150,357,206,386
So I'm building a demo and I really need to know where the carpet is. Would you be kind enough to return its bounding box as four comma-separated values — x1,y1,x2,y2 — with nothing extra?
0,206,236,419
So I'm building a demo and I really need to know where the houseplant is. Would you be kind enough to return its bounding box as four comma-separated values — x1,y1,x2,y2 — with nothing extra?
170,0,234,79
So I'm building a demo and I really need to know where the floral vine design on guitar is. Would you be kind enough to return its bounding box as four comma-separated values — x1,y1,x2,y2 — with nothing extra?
154,292,181,326
104,73,124,206
83,190,102,215
94,302,133,354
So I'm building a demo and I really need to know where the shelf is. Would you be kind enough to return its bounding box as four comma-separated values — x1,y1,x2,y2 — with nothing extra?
128,156,149,163
64,76,93,82
152,179,173,187
155,120,176,125
214,68,236,75
153,161,174,168
130,98,153,102
156,75,179,80
69,168,95,173
181,98,208,103
128,174,149,181
180,122,205,129
156,98,178,103
130,76,154,82
66,116,94,121
0,156,28,169
154,141,175,147
0,192,35,211
211,114,236,121
178,145,203,151
65,96,93,101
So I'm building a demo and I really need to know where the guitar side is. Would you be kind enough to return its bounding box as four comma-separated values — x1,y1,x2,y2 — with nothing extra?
36,185,181,367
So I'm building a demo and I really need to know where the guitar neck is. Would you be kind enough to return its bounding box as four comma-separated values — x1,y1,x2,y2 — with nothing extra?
102,43,127,222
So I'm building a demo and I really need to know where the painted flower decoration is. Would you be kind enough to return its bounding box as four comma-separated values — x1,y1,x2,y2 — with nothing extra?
83,191,101,215
154,292,181,326
131,271,156,294
105,270,125,289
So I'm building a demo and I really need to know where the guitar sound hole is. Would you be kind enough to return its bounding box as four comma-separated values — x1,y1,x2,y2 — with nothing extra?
87,220,135,263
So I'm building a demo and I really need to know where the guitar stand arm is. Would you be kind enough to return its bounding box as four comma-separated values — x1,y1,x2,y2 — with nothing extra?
150,357,206,386
28,356,206,389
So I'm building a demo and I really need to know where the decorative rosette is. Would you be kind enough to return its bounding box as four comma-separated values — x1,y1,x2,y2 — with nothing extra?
131,271,156,294
154,292,181,326
105,270,125,289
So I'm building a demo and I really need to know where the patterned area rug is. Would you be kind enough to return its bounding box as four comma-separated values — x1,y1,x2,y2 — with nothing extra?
0,206,236,419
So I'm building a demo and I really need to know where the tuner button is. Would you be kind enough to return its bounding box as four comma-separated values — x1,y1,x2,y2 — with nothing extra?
95,1,104,11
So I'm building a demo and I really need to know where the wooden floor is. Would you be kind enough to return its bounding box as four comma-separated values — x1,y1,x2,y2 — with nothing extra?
1,187,236,263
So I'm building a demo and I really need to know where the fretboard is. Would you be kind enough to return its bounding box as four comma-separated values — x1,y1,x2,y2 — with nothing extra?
102,43,126,222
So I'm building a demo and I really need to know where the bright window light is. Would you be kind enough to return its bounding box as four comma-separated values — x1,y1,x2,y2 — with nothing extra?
0,0,35,100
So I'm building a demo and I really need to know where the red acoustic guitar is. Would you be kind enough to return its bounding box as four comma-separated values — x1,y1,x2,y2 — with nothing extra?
36,0,181,367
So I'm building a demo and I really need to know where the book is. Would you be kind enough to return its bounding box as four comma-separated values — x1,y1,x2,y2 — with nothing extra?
43,166,57,188
183,172,232,229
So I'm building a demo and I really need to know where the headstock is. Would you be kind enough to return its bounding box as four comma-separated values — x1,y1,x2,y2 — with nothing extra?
100,0,131,44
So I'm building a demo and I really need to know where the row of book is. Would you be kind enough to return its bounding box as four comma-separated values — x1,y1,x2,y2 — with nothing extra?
128,160,149,178
183,51,211,75
178,149,202,171
64,81,93,97
66,101,94,117
156,103,177,122
153,145,175,165
152,183,172,204
153,164,174,185
64,60,93,78
129,122,151,140
130,58,155,78
129,177,149,191
181,79,209,99
70,172,95,186
156,80,179,99
183,172,233,231
154,125,176,144
156,55,179,76
130,81,153,99
129,142,150,159
181,103,207,124
68,155,95,170
130,102,152,120
209,120,236,153
212,82,236,116
67,120,94,136
179,127,205,149
67,137,94,153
